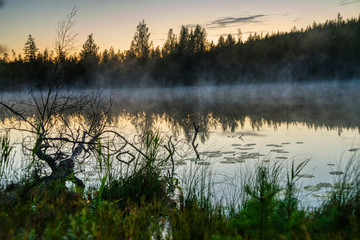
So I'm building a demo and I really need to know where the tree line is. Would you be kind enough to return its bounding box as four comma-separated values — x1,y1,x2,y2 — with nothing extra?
0,14,359,89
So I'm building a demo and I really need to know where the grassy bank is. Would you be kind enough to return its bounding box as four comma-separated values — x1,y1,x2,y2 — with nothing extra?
1,132,360,239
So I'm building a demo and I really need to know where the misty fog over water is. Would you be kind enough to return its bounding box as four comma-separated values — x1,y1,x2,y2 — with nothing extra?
109,80,360,131
1,80,359,205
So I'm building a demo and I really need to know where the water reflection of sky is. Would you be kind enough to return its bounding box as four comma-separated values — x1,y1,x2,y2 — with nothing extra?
1,81,360,205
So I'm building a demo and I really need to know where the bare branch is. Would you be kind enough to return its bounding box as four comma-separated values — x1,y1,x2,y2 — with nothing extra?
192,122,200,160
55,6,78,61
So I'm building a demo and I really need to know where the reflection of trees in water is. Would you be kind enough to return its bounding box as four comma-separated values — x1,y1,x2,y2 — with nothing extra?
114,94,360,144
2,85,360,144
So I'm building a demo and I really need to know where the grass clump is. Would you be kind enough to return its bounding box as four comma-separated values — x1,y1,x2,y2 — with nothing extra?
101,131,177,208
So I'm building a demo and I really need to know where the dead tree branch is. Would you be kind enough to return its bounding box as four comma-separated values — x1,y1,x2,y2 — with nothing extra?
192,122,200,160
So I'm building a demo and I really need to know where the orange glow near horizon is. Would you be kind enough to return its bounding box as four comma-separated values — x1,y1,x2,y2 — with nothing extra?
0,1,359,58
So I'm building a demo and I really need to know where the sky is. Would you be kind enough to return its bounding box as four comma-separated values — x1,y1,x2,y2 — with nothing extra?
0,0,359,56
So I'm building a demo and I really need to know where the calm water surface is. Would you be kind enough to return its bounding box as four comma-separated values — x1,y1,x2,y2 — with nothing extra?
1,80,360,205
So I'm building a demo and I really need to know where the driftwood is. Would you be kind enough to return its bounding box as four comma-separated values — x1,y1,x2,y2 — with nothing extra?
33,131,88,189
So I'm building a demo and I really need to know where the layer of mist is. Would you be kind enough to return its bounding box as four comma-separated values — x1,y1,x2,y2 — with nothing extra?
1,80,359,142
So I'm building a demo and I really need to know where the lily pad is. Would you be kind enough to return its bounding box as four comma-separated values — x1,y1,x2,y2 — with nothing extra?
270,149,286,153
304,185,321,192
312,192,330,198
244,143,256,146
236,147,254,150
316,182,333,188
175,160,187,166
231,144,242,147
348,148,359,152
222,151,236,154
220,161,237,164
200,151,221,155
296,142,304,144
281,142,291,145
242,155,257,160
327,163,335,166
329,171,344,175
197,162,210,166
298,174,315,178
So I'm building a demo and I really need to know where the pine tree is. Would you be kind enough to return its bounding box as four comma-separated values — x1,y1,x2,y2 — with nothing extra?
192,25,208,54
225,34,236,47
130,20,152,61
162,28,177,57
217,35,225,48
23,34,39,62
178,25,190,55
101,49,109,65
79,33,99,63
237,28,243,44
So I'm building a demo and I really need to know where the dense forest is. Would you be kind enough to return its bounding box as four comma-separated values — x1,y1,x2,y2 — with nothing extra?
0,14,359,89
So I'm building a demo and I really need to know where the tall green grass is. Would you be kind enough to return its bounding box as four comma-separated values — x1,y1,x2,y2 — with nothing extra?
0,131,13,185
101,131,178,208
1,131,360,239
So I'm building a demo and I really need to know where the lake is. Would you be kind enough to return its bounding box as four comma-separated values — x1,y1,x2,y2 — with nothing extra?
1,80,360,206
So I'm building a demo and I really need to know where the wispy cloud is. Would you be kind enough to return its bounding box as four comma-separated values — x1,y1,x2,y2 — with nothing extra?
339,0,360,6
211,30,268,37
206,14,268,29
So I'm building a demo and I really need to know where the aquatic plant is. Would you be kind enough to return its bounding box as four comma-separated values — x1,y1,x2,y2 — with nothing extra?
0,131,13,183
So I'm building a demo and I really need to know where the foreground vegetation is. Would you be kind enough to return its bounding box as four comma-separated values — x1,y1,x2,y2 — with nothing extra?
1,12,359,89
1,130,360,240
